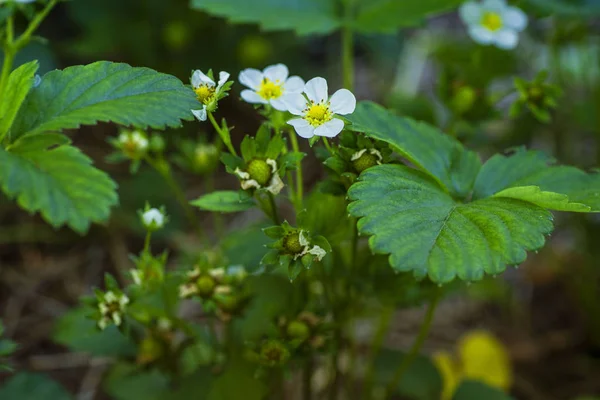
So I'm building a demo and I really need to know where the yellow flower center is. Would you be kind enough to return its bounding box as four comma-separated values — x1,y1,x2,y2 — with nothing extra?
194,84,216,104
305,103,332,127
257,79,283,100
481,12,503,31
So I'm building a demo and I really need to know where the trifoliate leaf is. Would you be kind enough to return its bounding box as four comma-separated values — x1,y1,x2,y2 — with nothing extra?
11,61,200,139
189,0,340,35
348,165,554,283
0,61,38,138
353,0,463,33
0,134,118,233
346,101,481,200
190,190,255,212
473,148,600,210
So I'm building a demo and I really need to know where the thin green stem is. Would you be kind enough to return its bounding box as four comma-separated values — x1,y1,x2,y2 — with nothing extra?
383,289,443,399
268,192,280,225
13,0,58,51
143,232,152,253
322,137,335,155
287,129,303,210
145,156,206,241
361,307,394,399
208,111,238,157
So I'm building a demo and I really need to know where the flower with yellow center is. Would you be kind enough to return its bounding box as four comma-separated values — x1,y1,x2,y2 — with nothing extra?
285,77,356,139
459,0,528,50
190,69,230,121
239,63,304,111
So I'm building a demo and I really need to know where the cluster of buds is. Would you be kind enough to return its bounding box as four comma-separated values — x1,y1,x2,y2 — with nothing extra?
510,71,562,123
322,131,390,194
261,222,331,281
94,289,130,330
179,265,249,321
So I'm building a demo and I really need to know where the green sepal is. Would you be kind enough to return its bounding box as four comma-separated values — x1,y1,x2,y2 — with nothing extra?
263,226,285,239
288,259,304,281
260,249,280,266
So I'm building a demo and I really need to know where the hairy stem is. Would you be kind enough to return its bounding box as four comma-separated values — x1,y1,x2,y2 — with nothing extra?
208,111,238,157
361,307,394,399
383,289,442,399
268,192,280,225
287,129,303,210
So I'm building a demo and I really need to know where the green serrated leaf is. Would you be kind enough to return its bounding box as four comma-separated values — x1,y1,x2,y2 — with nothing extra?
0,61,38,138
12,61,200,139
494,186,591,212
190,0,340,35
0,138,118,233
348,164,554,283
353,0,463,33
473,148,600,210
0,372,73,400
346,101,481,199
190,191,255,213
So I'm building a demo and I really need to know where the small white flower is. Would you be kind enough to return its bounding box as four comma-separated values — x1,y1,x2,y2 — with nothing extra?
191,69,230,121
239,63,305,111
118,130,148,155
142,208,166,230
286,77,356,139
295,231,326,262
459,0,528,50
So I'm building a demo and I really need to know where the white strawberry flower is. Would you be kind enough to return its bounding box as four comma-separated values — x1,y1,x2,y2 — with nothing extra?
191,69,230,121
239,63,305,111
459,0,528,50
141,208,166,231
285,77,356,139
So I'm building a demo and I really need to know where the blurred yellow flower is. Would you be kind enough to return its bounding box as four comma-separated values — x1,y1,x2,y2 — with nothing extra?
433,331,512,400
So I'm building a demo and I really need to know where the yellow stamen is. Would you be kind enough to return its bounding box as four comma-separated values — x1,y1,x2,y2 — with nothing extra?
257,79,283,100
481,11,503,31
305,103,332,127
194,84,216,104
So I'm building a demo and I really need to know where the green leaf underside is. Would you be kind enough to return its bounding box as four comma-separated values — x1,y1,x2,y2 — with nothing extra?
190,191,255,212
353,0,464,33
190,0,340,35
346,101,481,199
0,61,37,138
0,135,118,234
494,186,591,212
12,61,200,138
473,148,600,211
348,165,553,283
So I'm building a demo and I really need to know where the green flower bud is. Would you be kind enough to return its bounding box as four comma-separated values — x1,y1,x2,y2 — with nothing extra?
286,320,311,341
259,340,290,367
196,275,216,297
247,159,272,187
352,152,379,173
193,144,219,173
283,232,304,255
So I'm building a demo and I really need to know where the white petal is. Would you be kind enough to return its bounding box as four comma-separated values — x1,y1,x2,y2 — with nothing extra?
191,70,214,88
241,89,268,104
459,2,482,25
238,68,263,90
217,71,230,88
493,29,519,49
468,26,495,44
304,77,328,103
329,89,356,115
482,0,506,11
263,63,289,83
503,6,528,31
267,174,285,195
192,106,207,121
288,118,315,139
284,76,305,93
283,93,308,116
241,179,261,190
270,98,288,111
314,118,344,138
